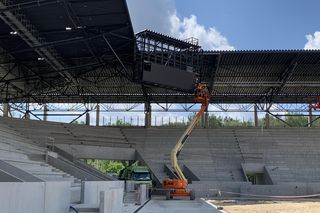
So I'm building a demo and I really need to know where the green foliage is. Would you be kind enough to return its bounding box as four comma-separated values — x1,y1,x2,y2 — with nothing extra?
161,114,253,128
208,115,223,127
259,113,310,127
285,115,308,127
85,159,125,174
74,121,85,125
112,119,132,126
223,117,251,127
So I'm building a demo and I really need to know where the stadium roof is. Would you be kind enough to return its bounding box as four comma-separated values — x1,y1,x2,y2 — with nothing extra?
0,1,320,104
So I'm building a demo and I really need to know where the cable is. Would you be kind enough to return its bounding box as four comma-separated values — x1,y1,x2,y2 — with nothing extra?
69,206,79,213
210,189,320,199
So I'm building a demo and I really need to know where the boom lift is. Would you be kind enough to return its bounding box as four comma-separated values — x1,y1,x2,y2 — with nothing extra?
162,83,210,200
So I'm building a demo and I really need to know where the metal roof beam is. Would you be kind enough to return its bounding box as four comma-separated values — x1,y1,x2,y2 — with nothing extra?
0,0,62,13
258,55,299,107
0,0,77,86
208,54,221,94
0,47,25,92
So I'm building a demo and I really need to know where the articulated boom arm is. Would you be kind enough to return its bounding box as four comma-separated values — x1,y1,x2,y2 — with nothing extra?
170,84,209,181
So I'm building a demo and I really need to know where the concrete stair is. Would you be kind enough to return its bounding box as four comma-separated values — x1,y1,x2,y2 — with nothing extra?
0,121,82,204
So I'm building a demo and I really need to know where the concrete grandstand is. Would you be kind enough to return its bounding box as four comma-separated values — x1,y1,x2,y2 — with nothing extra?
1,0,320,212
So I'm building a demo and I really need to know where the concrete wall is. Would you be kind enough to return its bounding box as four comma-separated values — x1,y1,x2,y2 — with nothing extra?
0,182,71,213
188,181,251,198
241,183,320,197
137,184,148,205
82,181,124,205
57,144,136,161
100,189,124,213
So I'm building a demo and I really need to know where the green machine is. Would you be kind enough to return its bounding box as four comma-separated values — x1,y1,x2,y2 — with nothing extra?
119,164,152,186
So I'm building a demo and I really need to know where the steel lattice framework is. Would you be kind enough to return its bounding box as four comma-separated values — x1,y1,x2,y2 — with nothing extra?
0,0,320,105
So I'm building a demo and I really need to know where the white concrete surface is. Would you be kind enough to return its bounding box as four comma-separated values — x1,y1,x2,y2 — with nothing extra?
137,184,147,205
0,182,71,213
125,180,135,192
0,182,44,213
83,181,124,205
44,181,71,213
99,189,124,213
138,196,220,213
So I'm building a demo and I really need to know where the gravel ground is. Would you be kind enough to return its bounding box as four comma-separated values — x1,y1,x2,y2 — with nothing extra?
209,200,320,213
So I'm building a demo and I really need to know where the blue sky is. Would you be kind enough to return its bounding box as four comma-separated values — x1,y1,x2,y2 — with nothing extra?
128,0,320,50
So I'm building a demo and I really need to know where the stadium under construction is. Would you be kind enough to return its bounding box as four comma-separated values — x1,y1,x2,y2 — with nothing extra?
1,0,320,212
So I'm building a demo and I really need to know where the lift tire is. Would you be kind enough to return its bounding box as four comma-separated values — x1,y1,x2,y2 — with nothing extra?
190,190,195,200
166,191,171,200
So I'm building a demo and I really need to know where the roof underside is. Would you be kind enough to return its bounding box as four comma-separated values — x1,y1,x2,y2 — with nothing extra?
0,1,320,104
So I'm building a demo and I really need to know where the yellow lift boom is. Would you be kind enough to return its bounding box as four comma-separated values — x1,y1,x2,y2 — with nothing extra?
162,83,210,200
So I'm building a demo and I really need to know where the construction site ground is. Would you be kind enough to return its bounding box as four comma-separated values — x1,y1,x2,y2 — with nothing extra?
209,199,320,213
138,196,218,213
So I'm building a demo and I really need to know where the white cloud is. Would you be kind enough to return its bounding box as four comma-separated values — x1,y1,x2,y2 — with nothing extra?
169,12,234,50
304,31,320,49
127,0,234,50
127,0,175,34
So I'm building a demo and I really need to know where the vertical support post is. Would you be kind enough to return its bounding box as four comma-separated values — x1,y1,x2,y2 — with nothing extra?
265,113,270,128
25,103,30,119
3,103,10,117
96,104,100,127
43,104,48,121
200,113,204,128
254,105,258,127
204,110,209,128
85,112,90,126
144,102,151,128
308,106,313,128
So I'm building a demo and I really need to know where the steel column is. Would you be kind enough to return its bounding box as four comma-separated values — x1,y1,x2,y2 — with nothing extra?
2,103,9,117
43,104,48,121
265,113,270,128
308,106,313,128
96,104,100,126
144,102,151,128
254,105,258,127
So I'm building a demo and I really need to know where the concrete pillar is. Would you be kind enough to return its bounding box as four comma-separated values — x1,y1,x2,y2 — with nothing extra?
201,111,209,128
204,111,209,128
254,105,258,127
265,113,270,128
308,107,313,128
85,112,90,126
43,104,48,121
25,112,30,119
96,104,100,126
25,103,30,119
144,102,151,128
200,114,204,128
3,103,10,117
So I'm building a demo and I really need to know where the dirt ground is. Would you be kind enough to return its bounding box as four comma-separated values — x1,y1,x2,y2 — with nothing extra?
210,200,320,213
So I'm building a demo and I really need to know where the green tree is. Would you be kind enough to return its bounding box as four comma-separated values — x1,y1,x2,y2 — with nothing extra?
85,159,125,174
223,117,252,127
285,114,308,127
112,119,132,127
208,115,223,127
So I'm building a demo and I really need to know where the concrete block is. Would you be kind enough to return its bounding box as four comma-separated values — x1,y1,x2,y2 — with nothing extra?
99,189,123,213
47,151,58,159
0,182,71,213
83,181,124,205
125,181,135,192
44,181,71,213
0,182,45,213
240,184,308,197
137,184,147,205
